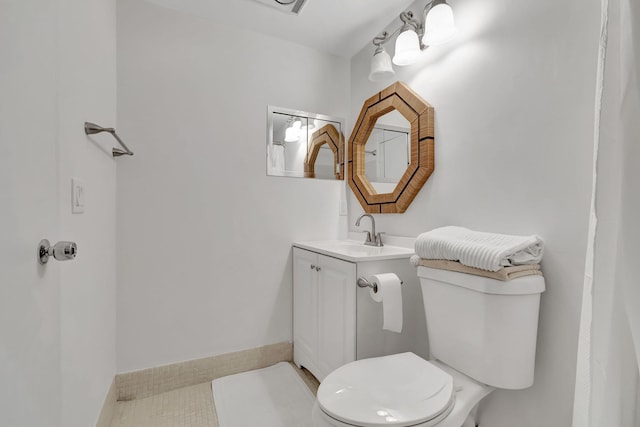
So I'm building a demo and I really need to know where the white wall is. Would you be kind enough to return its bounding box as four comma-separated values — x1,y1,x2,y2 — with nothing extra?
349,1,598,426
116,0,350,372
57,0,118,426
1,1,117,426
0,2,61,426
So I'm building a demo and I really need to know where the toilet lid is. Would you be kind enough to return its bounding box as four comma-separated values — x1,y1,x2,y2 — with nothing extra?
317,353,454,427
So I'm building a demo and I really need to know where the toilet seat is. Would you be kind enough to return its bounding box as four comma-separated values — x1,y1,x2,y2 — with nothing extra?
317,353,455,427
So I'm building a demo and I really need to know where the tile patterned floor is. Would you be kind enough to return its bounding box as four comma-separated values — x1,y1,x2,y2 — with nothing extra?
110,363,319,427
112,383,218,427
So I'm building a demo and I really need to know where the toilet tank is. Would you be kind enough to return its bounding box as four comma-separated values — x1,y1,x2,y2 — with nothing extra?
418,266,545,390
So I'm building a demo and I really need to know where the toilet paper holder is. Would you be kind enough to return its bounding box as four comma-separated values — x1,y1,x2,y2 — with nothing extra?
357,276,403,293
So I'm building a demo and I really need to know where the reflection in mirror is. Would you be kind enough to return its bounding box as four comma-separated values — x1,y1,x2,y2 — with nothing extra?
363,110,410,194
305,124,344,180
267,106,344,180
314,146,336,179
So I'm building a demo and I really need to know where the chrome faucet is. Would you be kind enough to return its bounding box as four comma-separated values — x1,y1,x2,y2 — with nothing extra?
355,214,384,247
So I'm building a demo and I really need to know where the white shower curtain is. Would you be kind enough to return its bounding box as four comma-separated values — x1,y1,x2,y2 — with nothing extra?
573,0,640,425
267,143,286,175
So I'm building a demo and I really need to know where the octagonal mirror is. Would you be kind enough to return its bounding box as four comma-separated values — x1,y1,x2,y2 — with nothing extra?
348,81,434,213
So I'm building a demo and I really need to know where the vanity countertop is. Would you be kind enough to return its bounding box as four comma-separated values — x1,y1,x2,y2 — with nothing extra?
293,236,415,263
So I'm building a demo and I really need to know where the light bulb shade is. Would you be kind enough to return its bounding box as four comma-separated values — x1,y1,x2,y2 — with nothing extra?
422,2,457,46
393,28,421,66
284,120,302,142
284,127,298,142
369,48,395,82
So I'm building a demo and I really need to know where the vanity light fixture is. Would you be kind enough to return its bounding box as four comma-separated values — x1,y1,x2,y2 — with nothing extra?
393,14,422,66
423,0,457,46
369,44,395,81
368,0,457,82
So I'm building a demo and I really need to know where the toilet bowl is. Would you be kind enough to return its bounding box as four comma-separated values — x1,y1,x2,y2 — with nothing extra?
312,267,545,427
312,353,493,427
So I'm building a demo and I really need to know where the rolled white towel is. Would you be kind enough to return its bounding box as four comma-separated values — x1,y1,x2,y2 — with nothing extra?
415,226,543,272
410,255,421,267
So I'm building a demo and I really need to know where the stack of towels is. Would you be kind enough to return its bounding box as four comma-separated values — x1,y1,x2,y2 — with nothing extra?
410,226,544,281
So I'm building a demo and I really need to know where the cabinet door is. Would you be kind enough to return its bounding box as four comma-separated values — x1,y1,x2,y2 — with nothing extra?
317,254,357,380
293,248,318,372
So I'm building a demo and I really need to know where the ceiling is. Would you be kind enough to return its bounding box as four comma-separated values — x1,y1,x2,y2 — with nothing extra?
143,0,416,58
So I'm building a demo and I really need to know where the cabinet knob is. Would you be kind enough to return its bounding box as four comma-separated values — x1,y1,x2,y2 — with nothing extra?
315,266,321,272
310,264,316,270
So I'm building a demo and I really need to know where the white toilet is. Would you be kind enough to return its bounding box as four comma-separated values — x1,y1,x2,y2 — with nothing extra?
312,265,546,427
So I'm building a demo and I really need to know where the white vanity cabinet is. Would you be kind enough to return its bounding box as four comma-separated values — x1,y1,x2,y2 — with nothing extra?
293,247,356,382
293,238,429,383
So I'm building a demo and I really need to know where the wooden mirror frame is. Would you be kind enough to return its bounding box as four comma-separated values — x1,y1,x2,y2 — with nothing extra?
347,81,434,213
304,124,344,180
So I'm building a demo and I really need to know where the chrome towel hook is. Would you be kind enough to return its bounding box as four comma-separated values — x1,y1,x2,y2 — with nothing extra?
84,122,134,157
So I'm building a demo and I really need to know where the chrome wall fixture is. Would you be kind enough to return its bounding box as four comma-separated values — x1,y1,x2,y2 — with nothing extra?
369,0,457,82
273,0,307,14
357,276,403,293
84,122,134,157
38,239,77,264
357,277,379,293
252,0,308,15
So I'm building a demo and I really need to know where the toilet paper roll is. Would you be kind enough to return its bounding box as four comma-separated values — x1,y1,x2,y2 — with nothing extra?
369,273,403,333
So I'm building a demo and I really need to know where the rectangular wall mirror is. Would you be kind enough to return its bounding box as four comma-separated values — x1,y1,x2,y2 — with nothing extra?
267,106,345,180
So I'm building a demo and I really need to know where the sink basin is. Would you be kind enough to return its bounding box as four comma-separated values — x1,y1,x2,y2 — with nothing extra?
293,239,414,262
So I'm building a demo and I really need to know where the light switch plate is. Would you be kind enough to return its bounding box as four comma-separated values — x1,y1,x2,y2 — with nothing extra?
71,178,85,214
